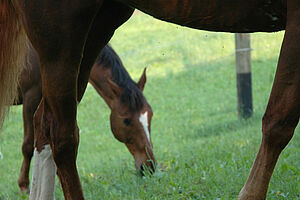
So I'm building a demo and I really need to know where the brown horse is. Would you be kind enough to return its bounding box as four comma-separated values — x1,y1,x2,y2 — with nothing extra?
15,44,155,194
0,0,299,199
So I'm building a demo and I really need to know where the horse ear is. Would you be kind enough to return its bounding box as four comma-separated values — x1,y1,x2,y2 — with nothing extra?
137,67,147,91
107,78,122,98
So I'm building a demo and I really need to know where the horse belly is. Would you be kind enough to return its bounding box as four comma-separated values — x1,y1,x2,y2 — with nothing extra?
118,0,286,32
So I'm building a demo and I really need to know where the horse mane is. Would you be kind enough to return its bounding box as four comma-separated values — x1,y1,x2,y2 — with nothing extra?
95,44,145,113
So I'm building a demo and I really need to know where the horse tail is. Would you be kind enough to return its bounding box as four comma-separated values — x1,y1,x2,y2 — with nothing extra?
0,0,28,130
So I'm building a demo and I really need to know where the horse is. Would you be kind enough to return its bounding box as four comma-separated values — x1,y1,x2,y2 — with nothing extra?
14,44,155,194
0,0,299,199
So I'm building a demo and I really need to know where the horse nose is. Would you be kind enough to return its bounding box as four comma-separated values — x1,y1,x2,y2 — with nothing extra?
137,158,156,176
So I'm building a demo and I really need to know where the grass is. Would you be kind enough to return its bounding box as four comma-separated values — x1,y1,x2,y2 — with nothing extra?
0,11,299,200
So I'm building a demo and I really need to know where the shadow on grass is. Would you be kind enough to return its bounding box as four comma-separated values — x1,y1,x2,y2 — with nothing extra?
194,114,262,139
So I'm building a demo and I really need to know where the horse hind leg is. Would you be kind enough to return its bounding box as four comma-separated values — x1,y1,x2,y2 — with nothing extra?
22,1,103,199
18,88,41,194
29,72,82,200
29,100,56,200
238,2,300,199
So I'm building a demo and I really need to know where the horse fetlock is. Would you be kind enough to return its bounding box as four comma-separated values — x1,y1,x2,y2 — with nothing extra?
18,178,30,194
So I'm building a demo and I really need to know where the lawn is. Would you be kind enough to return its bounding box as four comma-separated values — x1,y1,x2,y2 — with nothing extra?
0,11,299,200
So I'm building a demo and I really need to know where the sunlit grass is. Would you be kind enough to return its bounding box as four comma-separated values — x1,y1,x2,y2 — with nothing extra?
0,12,298,200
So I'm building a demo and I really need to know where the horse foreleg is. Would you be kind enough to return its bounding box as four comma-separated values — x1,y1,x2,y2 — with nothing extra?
18,89,41,194
238,2,300,199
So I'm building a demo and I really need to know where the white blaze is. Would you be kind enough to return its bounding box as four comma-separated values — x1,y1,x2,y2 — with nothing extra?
30,144,56,200
139,111,150,142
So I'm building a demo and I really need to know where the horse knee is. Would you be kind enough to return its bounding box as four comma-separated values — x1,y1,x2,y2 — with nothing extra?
262,110,298,150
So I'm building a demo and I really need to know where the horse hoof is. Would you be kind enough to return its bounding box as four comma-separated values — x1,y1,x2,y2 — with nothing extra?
20,187,30,195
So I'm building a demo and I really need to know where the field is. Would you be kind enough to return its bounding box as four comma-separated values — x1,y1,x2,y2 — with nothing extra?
0,11,299,200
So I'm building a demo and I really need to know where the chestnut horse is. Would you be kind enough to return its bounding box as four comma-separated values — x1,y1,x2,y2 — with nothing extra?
14,44,155,194
0,0,299,199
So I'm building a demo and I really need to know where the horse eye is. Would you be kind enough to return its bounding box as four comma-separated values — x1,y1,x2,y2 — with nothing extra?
123,118,131,126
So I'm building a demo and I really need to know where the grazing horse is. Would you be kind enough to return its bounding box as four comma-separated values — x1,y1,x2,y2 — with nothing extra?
14,44,155,194
0,0,299,199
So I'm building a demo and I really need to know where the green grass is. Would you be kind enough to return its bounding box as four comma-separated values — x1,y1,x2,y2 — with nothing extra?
0,11,299,200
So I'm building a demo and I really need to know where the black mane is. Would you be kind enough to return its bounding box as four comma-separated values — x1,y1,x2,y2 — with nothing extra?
95,44,145,113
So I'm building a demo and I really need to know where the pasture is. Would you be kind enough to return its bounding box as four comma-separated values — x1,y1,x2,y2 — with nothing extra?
0,11,299,200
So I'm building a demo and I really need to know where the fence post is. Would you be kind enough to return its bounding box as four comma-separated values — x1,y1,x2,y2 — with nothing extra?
235,33,253,119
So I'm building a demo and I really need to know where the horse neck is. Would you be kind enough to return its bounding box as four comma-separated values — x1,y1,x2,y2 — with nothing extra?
88,63,118,110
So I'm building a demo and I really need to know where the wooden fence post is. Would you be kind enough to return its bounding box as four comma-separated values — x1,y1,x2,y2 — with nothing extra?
235,33,253,119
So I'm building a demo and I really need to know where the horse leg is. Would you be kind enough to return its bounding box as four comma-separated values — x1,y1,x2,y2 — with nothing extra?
77,1,134,101
30,64,84,200
30,100,56,200
18,88,41,194
21,1,103,199
238,2,300,199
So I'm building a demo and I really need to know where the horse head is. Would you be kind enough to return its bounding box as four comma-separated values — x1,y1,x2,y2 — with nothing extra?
107,68,156,174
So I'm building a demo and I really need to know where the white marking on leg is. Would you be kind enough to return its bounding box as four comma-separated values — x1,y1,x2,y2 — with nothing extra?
30,144,56,200
139,111,150,142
